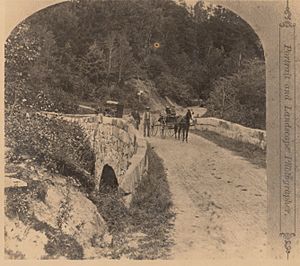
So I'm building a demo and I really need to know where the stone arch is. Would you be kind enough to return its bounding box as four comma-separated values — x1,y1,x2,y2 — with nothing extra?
4,0,300,258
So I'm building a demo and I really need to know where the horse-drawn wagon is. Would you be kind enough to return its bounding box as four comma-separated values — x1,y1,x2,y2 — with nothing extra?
150,109,194,142
150,113,177,137
101,100,124,118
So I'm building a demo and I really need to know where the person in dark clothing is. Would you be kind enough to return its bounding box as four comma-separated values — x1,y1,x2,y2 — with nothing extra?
131,110,141,130
143,106,151,137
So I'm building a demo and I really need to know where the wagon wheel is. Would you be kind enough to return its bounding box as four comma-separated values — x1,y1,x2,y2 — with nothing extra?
151,123,158,136
160,123,166,138
166,124,175,137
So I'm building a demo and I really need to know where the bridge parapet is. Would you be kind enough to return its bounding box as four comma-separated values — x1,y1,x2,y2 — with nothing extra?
195,117,266,150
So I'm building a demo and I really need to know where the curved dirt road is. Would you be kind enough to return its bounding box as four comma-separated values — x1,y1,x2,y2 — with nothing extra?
148,133,267,259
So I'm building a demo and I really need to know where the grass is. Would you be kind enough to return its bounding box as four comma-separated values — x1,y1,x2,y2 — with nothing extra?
90,144,175,259
128,144,175,259
191,129,266,169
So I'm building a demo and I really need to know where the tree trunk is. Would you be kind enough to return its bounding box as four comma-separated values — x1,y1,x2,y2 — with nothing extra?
118,63,122,83
9,89,18,117
238,52,242,67
107,46,112,87
118,54,125,83
221,86,225,118
106,33,116,88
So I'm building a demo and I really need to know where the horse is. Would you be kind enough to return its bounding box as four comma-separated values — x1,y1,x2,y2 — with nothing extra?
174,109,193,142
158,113,167,138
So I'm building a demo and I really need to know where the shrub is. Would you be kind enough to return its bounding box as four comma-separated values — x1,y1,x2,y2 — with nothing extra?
5,110,95,190
44,230,84,260
5,187,32,223
5,180,47,223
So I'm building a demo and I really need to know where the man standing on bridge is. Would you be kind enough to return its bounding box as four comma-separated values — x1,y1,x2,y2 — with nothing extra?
143,106,151,137
131,109,141,130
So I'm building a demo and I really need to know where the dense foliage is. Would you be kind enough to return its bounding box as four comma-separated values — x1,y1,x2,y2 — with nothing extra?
5,111,95,190
5,0,265,128
206,58,266,129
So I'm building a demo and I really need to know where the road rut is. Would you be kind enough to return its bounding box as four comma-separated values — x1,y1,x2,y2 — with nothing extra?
148,133,267,259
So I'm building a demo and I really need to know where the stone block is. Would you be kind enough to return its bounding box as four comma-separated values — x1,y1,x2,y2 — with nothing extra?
5,177,27,188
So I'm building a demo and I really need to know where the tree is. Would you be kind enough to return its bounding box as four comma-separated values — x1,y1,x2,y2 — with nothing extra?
5,0,265,128
115,34,134,84
5,22,53,113
207,58,265,129
105,32,117,88
81,41,106,84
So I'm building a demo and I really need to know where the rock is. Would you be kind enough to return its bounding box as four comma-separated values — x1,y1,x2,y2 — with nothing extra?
102,233,113,245
127,239,139,250
32,180,109,253
5,177,27,188
131,232,147,239
5,172,18,177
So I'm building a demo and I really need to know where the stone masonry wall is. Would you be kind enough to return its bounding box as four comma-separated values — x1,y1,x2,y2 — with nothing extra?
41,112,147,195
59,114,138,189
195,117,266,150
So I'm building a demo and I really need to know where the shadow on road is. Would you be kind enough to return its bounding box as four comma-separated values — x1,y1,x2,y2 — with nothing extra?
191,129,266,169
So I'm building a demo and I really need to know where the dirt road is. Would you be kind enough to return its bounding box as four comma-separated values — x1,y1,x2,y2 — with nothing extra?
148,133,267,259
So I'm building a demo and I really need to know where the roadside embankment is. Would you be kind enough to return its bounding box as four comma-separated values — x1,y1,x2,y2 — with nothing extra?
5,112,150,259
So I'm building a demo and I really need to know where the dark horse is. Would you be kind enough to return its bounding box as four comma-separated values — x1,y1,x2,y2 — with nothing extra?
174,109,192,142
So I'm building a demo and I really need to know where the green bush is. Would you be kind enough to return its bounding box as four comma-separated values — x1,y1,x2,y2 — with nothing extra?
5,110,95,190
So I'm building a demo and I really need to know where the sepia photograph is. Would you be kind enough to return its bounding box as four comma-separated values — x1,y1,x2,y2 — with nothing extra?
2,0,300,262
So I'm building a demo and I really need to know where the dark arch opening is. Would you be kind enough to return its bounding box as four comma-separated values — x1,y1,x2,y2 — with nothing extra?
99,164,119,193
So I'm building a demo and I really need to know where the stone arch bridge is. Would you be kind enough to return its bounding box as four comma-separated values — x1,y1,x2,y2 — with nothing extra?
3,0,300,258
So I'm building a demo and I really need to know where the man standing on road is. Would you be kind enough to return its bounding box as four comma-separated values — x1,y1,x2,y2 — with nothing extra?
143,106,151,137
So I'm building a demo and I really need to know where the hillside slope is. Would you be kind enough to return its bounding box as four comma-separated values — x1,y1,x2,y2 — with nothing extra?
125,79,167,112
5,160,111,259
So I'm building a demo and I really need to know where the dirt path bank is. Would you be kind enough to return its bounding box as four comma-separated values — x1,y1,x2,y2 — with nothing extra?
148,133,267,259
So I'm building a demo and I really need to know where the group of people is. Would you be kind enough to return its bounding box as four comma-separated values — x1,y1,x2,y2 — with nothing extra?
131,106,177,138
131,106,185,137
131,105,192,140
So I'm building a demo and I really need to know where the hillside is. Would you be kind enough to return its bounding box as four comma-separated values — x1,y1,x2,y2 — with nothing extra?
5,0,265,129
124,79,169,112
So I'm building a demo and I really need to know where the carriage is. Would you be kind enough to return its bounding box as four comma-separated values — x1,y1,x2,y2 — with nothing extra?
150,112,177,137
150,108,196,139
102,100,124,118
